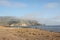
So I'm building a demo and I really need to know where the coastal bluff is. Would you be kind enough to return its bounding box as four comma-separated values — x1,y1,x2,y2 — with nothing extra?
0,28,60,40
0,16,42,27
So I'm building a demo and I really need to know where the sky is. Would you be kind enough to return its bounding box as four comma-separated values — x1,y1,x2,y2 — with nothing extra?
0,0,60,25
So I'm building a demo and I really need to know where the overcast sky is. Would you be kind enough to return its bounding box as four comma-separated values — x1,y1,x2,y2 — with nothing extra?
0,0,60,25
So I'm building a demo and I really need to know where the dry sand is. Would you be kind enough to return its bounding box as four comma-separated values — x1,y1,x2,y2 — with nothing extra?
0,26,60,40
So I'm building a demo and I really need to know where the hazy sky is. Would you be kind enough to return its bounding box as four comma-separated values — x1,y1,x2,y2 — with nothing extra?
0,0,60,25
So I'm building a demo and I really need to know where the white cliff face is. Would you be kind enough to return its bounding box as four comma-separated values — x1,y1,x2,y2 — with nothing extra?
10,24,15,26
10,23,28,26
21,24,28,26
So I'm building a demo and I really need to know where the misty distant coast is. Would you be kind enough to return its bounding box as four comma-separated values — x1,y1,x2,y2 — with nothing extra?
0,16,43,27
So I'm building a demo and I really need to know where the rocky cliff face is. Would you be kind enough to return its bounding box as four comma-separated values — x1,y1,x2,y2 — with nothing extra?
9,20,41,26
0,16,41,27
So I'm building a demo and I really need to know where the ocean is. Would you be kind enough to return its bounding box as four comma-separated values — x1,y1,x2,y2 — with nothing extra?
10,25,60,32
31,25,60,32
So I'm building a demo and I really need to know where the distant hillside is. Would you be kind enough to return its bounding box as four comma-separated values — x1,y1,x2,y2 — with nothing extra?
0,16,42,27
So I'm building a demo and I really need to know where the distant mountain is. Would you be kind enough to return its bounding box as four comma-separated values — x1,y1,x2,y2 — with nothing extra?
0,16,42,27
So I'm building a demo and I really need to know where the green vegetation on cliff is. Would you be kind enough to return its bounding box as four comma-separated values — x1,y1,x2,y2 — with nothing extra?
0,16,41,27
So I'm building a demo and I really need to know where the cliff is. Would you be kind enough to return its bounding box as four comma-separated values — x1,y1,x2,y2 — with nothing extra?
0,16,41,27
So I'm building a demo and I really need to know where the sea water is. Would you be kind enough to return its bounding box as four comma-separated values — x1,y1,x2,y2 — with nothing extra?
30,25,60,32
10,25,60,32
